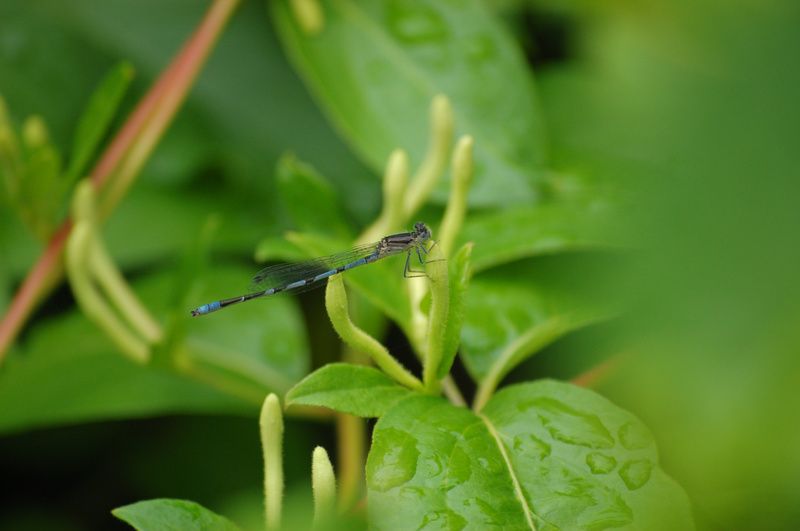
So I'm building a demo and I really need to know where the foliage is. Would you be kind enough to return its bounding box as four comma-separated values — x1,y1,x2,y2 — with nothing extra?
1,0,797,530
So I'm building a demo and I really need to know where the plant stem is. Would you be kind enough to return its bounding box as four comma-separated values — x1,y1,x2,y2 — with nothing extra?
335,413,364,509
325,275,423,391
422,244,449,393
472,317,568,412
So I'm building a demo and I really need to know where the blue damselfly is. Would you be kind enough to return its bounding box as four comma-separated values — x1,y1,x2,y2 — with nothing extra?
191,222,433,316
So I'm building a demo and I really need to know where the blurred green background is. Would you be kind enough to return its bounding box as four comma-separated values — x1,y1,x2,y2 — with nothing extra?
1,0,798,529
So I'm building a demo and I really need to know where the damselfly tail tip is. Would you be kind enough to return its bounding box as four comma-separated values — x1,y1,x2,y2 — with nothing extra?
191,300,220,317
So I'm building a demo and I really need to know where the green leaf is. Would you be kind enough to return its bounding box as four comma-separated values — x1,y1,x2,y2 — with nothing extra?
367,381,693,530
66,61,134,183
112,498,240,531
275,153,352,239
0,264,307,433
286,362,413,417
19,116,63,239
459,201,622,273
460,259,611,384
254,236,309,263
272,0,547,207
103,185,268,269
186,265,310,386
438,242,473,378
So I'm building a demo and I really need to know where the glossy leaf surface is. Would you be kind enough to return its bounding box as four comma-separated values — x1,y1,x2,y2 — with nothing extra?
272,0,547,206
0,265,307,433
460,258,611,383
113,498,240,531
367,380,693,529
286,362,412,418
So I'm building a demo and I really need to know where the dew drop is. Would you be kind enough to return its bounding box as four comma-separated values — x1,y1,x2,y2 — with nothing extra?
527,398,615,449
443,445,471,490
462,497,502,522
423,452,445,479
585,452,617,474
513,433,551,460
367,428,419,492
619,459,653,490
400,485,425,500
418,509,466,531
618,421,651,450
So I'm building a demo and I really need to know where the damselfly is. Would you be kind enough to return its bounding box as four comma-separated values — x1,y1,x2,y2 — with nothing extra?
191,222,433,316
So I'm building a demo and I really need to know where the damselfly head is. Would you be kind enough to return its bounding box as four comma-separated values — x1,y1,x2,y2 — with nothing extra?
414,221,431,240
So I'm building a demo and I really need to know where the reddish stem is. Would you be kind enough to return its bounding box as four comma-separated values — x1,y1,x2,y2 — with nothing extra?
0,0,239,360
571,355,622,388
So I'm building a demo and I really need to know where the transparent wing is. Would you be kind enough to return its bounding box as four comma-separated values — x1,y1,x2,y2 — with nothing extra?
248,241,384,293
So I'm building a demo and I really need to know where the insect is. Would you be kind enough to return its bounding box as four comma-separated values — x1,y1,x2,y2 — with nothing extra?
191,222,433,316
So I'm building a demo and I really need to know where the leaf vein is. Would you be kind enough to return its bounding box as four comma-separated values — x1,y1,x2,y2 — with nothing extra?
479,413,536,531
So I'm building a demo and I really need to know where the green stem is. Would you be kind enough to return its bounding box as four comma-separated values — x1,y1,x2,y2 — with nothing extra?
422,243,448,393
442,377,467,406
472,317,568,412
325,275,423,391
336,412,365,510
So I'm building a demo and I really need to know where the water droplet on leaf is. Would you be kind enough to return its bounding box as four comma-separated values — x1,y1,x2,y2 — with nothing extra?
368,428,419,492
618,421,651,450
418,509,466,531
586,452,617,474
513,433,552,460
619,459,653,490
524,397,615,449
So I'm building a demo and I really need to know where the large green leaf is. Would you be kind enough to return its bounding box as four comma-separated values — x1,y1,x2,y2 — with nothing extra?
54,0,372,212
460,257,612,384
275,153,353,239
103,185,273,270
113,498,240,531
367,380,693,529
272,0,547,206
186,266,310,385
286,362,412,417
0,264,308,433
459,201,622,273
